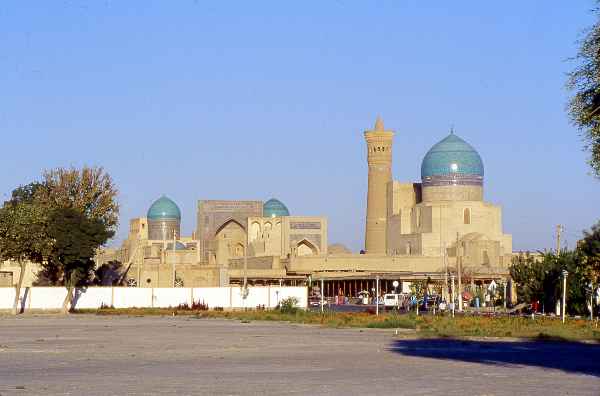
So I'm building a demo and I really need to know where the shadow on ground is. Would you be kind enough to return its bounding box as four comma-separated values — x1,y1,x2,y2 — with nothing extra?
389,338,600,377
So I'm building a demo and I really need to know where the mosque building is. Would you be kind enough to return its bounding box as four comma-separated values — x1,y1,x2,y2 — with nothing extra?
97,118,512,297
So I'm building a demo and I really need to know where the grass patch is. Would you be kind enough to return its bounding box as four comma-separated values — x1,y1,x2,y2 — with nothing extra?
367,313,417,329
74,306,600,341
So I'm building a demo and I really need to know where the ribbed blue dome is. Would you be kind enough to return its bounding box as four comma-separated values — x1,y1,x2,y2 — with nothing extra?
421,134,484,185
263,198,290,218
147,196,181,220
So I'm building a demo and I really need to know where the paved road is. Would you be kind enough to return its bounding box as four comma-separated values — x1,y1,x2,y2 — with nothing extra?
0,315,598,395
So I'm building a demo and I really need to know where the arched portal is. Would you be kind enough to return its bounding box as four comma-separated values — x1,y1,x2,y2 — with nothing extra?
250,221,261,241
297,239,318,256
234,242,245,257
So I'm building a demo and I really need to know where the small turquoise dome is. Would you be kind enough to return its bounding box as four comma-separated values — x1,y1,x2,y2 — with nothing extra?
263,198,290,218
421,133,484,186
147,196,181,220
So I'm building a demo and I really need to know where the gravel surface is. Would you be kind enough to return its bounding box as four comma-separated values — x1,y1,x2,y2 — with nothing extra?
0,315,598,395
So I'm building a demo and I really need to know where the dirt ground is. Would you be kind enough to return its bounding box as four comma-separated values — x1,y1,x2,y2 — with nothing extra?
0,315,598,395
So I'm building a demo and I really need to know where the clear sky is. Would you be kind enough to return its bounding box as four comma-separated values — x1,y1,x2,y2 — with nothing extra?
1,1,599,252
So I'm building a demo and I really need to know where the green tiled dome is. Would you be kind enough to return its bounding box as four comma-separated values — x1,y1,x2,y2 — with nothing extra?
147,196,181,220
263,198,289,218
421,133,484,186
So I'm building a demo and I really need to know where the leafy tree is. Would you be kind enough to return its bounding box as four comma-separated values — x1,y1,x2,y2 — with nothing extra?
41,208,114,312
0,183,50,314
39,166,119,231
510,251,589,315
510,253,548,306
577,220,600,282
1,167,119,314
93,260,125,286
567,2,600,177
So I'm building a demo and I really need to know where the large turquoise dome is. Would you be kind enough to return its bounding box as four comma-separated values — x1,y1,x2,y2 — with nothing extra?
421,133,484,186
147,196,181,220
263,198,290,218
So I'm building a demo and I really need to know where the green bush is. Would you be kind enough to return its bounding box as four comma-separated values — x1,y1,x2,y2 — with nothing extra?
278,296,299,314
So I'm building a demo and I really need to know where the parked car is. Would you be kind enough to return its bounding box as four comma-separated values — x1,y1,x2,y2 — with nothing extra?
308,296,324,307
384,293,406,310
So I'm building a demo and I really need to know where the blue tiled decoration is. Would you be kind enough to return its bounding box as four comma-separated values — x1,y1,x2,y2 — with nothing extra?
421,134,484,187
147,196,182,220
263,198,290,218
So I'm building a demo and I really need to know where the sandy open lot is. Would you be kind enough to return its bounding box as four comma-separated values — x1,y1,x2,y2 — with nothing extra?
0,315,598,395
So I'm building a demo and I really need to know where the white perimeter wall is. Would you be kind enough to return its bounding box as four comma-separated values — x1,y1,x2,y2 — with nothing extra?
0,286,308,311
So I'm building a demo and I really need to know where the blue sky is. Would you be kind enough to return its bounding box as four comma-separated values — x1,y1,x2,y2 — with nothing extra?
1,1,598,252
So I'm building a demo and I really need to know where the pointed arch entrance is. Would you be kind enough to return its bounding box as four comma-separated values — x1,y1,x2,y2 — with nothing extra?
296,239,318,256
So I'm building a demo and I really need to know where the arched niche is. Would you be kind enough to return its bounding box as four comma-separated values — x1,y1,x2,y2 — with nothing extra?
297,239,318,256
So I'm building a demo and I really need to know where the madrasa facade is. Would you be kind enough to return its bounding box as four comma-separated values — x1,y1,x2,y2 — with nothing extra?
96,118,512,295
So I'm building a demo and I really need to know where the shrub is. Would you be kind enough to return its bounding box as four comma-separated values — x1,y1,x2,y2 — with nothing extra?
278,296,299,314
175,301,208,311
191,300,209,311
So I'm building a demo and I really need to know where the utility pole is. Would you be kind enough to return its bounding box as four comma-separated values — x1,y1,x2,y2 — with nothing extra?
243,241,248,292
444,247,448,302
589,282,594,321
562,270,568,324
456,232,463,312
450,274,455,318
503,279,507,310
556,225,563,255
172,230,176,287
160,222,166,288
375,276,380,316
321,278,324,313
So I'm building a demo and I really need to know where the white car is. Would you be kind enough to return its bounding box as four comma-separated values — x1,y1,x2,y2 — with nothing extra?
384,293,402,308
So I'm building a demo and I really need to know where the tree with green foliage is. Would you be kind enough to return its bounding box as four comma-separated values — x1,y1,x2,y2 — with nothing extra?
93,260,125,286
0,166,119,314
511,250,590,315
567,2,600,177
577,220,600,282
0,183,50,314
39,166,119,230
47,208,114,312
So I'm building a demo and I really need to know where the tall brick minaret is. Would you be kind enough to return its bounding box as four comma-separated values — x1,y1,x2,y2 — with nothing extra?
364,117,394,254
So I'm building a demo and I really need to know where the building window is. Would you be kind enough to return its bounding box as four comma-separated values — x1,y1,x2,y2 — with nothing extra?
464,208,471,225
405,242,412,255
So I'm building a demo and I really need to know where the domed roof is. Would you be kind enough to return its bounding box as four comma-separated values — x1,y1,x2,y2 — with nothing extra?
421,133,484,186
147,196,181,220
263,198,290,218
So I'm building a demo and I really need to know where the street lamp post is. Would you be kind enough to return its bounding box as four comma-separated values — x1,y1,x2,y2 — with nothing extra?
503,279,507,310
321,278,325,313
172,231,176,287
450,274,456,318
375,276,380,316
562,270,568,324
588,282,594,321
242,241,249,301
160,222,167,287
